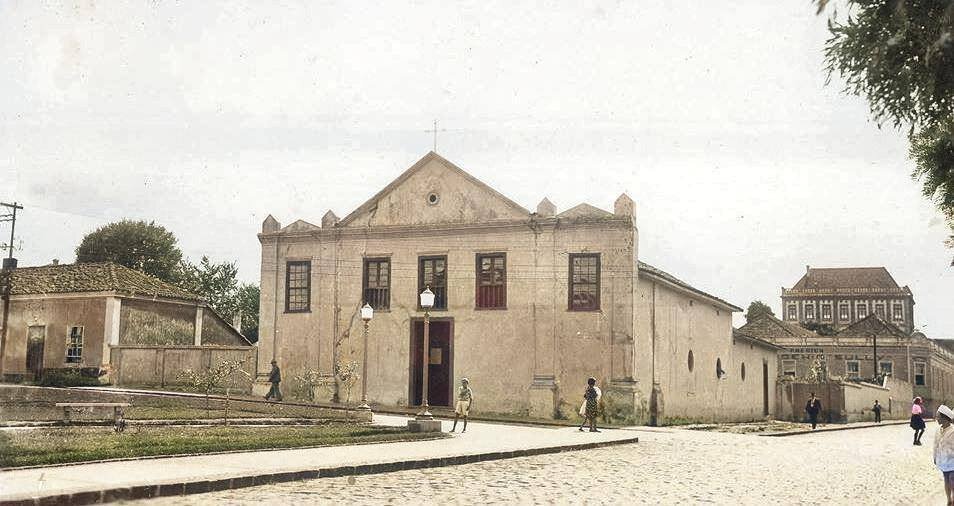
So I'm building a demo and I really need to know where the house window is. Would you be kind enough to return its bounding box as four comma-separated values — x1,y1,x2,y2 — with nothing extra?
285,261,311,312
839,304,850,321
846,360,860,379
568,253,600,311
782,359,796,378
419,256,447,310
875,304,885,318
66,326,83,363
857,304,868,318
787,305,797,320
893,304,903,322
821,304,832,321
879,361,893,377
805,304,815,320
475,253,506,309
363,258,390,310
915,362,926,386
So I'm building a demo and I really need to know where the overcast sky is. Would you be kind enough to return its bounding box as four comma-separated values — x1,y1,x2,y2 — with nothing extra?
2,1,952,335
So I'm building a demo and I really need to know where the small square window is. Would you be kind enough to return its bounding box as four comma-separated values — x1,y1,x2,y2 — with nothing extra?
846,360,860,379
568,254,600,311
805,304,815,320
915,362,926,386
857,304,868,318
782,360,796,378
821,304,832,321
787,305,797,320
839,304,849,321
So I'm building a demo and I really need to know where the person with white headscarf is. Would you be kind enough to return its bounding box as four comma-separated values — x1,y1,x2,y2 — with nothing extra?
934,404,954,505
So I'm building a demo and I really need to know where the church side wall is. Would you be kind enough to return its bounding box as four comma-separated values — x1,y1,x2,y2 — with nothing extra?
637,279,761,423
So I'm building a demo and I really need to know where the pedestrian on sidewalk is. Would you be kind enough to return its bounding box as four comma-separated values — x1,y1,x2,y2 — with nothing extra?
873,400,882,423
579,377,600,433
934,404,954,505
805,392,822,430
265,359,283,402
912,396,927,445
451,378,473,433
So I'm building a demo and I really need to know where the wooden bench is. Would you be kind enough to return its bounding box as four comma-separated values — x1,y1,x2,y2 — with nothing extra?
55,402,131,431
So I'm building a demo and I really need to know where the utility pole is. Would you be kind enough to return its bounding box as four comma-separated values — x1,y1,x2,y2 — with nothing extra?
872,332,878,383
0,201,23,380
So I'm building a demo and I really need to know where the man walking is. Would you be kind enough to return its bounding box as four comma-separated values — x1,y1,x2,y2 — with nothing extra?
873,400,882,423
805,392,822,430
265,359,283,402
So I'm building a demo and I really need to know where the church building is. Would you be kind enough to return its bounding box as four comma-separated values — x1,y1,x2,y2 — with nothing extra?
256,152,777,423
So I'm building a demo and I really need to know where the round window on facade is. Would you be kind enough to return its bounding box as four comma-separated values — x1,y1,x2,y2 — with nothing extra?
716,358,724,379
688,350,694,372
741,362,746,381
427,192,440,205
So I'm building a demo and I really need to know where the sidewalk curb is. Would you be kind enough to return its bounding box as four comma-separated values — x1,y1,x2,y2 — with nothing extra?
760,419,913,437
0,436,638,505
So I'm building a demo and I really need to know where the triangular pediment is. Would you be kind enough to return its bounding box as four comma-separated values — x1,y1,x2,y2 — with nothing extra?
339,152,530,227
281,219,320,232
836,314,908,339
557,203,614,220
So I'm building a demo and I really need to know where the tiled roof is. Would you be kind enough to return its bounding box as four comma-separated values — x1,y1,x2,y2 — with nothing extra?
638,261,743,312
789,267,901,291
736,313,816,341
732,328,786,350
10,262,201,301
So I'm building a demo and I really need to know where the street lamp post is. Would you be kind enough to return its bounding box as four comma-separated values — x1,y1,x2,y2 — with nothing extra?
358,303,373,411
418,287,434,418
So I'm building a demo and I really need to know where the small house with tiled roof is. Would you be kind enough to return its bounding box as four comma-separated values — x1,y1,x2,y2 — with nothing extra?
258,151,778,423
781,266,915,334
1,262,250,383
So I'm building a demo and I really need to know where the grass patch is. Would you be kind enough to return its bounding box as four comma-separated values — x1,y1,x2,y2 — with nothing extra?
682,420,808,434
0,424,446,468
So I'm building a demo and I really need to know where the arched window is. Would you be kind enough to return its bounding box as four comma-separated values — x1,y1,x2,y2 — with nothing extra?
741,362,746,381
688,350,694,372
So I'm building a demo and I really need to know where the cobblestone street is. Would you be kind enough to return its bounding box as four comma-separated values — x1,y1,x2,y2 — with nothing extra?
140,423,944,505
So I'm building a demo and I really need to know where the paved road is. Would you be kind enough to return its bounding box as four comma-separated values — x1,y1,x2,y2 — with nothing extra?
140,423,944,505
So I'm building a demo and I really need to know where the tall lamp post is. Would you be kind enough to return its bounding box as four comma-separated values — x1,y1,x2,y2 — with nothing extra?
358,303,373,411
418,287,434,418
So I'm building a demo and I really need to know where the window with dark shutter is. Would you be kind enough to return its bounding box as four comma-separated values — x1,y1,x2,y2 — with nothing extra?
419,256,447,310
285,261,311,312
475,253,506,309
363,258,390,310
569,253,600,311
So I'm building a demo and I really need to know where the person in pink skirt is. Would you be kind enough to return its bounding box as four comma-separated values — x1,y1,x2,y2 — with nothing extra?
912,396,927,445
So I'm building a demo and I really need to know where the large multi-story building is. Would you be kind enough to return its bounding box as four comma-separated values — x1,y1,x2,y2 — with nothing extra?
781,266,915,335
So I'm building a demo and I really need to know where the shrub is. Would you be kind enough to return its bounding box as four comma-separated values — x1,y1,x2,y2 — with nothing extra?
37,368,103,387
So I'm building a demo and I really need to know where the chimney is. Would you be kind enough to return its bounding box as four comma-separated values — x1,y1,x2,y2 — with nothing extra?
806,265,811,274
52,259,59,266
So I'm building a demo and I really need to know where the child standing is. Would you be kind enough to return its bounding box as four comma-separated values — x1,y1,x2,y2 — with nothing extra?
912,396,927,445
935,405,954,505
451,378,473,433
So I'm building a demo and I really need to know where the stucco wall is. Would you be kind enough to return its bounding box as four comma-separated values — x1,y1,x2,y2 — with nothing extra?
119,298,195,346
2,296,107,375
258,218,637,416
110,345,256,391
636,279,773,423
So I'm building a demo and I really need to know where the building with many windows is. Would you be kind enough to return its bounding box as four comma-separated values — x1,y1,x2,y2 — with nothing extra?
781,266,915,334
256,152,779,423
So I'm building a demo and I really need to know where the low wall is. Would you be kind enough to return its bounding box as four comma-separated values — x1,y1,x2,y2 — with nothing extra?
110,345,257,393
777,378,914,423
0,385,371,423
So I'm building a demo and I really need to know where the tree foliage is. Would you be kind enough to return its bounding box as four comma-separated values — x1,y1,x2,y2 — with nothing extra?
177,256,260,341
819,0,954,263
745,300,776,322
75,220,182,282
